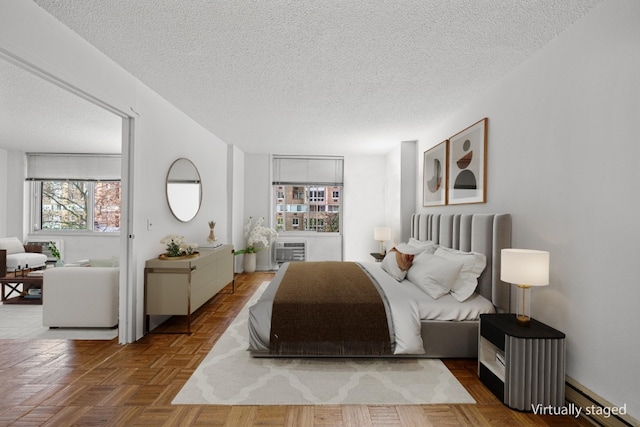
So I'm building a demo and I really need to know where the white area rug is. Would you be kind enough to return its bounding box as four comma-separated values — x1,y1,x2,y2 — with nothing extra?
0,304,118,340
173,282,475,405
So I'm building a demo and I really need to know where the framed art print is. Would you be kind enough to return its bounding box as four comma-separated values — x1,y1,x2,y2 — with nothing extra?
448,118,487,205
423,140,447,206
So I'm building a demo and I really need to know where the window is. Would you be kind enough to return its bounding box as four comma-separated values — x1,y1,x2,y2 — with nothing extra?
36,180,121,232
26,153,122,233
308,188,325,202
272,155,343,233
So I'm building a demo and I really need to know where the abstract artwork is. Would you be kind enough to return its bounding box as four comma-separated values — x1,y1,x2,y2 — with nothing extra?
448,118,487,205
423,140,447,206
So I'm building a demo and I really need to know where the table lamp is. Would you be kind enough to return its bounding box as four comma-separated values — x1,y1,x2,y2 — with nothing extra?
501,248,549,326
374,227,392,255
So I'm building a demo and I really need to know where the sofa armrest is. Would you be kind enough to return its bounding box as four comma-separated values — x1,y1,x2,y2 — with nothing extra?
43,267,119,328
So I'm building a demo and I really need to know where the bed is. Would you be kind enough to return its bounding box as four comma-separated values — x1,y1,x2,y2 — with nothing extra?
248,213,511,358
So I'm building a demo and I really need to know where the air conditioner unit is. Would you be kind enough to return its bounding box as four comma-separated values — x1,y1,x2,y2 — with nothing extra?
26,239,64,263
275,240,306,264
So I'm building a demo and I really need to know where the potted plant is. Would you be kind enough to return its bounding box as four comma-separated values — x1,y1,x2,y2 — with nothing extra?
48,241,63,266
159,234,198,259
235,217,277,272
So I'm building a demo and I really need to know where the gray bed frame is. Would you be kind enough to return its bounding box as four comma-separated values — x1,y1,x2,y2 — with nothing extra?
250,213,512,359
411,213,512,358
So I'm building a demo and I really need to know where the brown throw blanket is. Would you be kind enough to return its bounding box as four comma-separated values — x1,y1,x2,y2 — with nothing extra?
269,261,392,356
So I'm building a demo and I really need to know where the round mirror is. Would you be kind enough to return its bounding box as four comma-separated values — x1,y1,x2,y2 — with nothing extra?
166,158,202,222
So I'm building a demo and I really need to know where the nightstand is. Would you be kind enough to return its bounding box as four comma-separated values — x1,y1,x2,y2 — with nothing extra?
370,252,385,262
478,313,566,411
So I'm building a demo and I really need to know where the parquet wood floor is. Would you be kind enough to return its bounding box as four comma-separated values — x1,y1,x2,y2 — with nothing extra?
0,272,591,426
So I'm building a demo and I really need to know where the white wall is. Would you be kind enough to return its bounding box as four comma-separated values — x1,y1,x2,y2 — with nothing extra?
416,0,639,417
1,0,231,340
229,145,245,272
385,145,402,247
384,141,417,248
343,153,387,262
243,153,273,270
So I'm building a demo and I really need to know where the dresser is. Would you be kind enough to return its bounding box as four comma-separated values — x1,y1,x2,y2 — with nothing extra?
144,245,234,333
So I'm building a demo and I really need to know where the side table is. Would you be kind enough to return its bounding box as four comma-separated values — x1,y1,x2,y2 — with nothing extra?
370,252,385,262
478,313,566,411
1,274,44,304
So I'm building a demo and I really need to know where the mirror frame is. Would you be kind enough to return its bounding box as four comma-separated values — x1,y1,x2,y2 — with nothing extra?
166,158,202,222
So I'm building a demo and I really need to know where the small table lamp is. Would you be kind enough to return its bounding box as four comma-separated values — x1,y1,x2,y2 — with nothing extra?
501,249,549,327
374,227,392,255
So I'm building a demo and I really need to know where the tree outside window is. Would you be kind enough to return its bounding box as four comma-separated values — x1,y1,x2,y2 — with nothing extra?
40,181,121,232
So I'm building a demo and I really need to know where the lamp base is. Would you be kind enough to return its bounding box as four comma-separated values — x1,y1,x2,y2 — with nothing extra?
516,314,531,327
379,241,386,256
516,284,532,327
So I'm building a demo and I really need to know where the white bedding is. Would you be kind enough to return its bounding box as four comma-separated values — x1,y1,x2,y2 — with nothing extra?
248,262,496,356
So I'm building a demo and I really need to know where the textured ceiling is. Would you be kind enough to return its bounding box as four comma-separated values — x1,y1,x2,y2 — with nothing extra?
8,1,602,155
0,59,122,154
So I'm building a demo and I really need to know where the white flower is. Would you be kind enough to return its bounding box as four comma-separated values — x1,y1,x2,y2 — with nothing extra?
243,217,278,251
160,234,185,245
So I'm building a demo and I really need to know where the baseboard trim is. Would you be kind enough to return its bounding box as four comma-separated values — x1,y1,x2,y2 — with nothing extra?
565,376,637,427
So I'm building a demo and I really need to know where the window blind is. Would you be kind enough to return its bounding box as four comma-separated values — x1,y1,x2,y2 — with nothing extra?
26,153,121,181
272,155,344,186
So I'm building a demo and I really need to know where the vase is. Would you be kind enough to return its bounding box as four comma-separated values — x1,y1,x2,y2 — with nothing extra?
207,229,216,243
243,253,257,273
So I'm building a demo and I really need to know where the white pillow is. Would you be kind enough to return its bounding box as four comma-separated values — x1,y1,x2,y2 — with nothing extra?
394,243,424,255
0,237,25,255
407,238,438,254
434,247,486,302
381,251,408,281
407,252,463,299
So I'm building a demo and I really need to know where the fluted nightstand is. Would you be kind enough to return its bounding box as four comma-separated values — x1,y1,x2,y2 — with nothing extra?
478,313,566,411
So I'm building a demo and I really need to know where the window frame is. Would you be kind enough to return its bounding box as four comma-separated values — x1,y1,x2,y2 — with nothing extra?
31,180,122,235
273,184,342,234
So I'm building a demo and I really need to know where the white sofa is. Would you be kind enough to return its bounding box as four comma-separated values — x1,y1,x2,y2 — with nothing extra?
43,266,119,328
0,237,48,274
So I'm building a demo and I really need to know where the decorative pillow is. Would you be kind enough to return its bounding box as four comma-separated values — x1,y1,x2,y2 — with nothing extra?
407,252,463,299
381,247,415,281
434,247,487,302
407,238,438,254
0,237,25,255
381,251,406,281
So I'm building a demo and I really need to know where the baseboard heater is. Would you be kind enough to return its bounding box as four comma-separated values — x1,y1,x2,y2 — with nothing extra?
565,376,637,427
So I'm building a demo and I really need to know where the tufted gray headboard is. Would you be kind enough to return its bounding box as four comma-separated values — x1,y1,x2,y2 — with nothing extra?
410,213,512,313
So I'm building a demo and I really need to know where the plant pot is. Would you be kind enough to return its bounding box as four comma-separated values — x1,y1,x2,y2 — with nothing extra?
243,253,257,273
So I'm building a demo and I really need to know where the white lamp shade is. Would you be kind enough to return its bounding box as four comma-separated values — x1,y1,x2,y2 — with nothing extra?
501,249,550,286
374,227,392,241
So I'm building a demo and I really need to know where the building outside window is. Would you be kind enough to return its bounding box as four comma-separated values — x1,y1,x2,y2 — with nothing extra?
272,156,343,234
38,180,121,232
273,184,341,232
